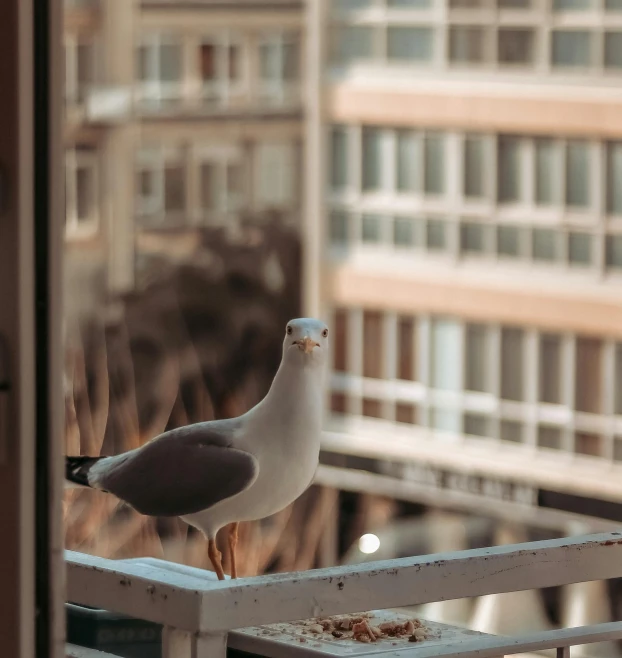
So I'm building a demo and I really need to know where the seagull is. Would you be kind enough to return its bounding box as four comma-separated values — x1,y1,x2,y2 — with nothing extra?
65,318,329,580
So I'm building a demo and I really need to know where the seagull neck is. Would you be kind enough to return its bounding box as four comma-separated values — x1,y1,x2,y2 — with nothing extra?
264,357,324,405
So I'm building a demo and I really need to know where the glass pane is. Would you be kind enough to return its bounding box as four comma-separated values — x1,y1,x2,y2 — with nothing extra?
424,134,445,195
200,43,216,81
335,0,372,8
388,0,432,6
498,29,534,65
607,142,622,215
450,26,487,64
334,309,349,372
283,40,299,81
568,232,592,266
363,311,383,378
426,217,447,250
396,130,419,192
575,433,602,457
387,27,434,61
396,403,418,424
554,0,592,7
394,216,416,247
566,141,590,208
535,139,556,206
533,228,558,262
430,318,462,391
501,327,524,401
331,126,349,191
160,43,182,82
361,214,383,243
430,407,461,433
330,211,349,244
464,413,492,438
538,426,562,450
605,32,622,69
461,222,486,254
465,323,489,392
335,25,374,63
575,337,602,414
606,235,622,269
362,128,382,191
501,420,523,443
552,31,592,68
497,225,521,258
539,333,562,404
607,0,622,9
164,164,184,213
362,398,383,418
498,0,532,6
397,316,416,381
615,344,622,414
464,135,485,198
498,136,521,203
331,393,348,414
200,162,217,211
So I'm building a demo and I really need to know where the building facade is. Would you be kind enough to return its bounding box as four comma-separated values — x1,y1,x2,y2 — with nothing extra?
308,0,622,526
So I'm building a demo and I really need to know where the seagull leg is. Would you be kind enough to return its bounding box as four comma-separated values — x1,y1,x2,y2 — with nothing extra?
228,522,239,579
208,538,225,580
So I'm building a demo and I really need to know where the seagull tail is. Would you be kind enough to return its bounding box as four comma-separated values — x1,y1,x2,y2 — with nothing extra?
65,456,104,489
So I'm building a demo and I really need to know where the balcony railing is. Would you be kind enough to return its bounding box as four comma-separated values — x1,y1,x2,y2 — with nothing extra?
66,530,622,658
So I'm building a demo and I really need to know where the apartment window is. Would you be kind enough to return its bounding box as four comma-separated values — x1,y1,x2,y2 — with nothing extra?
136,146,186,221
535,139,557,206
331,393,348,414
396,403,417,424
333,309,348,372
575,433,602,457
615,344,622,414
497,136,521,203
362,214,383,243
605,32,622,69
363,311,384,378
464,413,492,438
501,420,523,443
138,35,182,104
497,225,521,258
330,211,349,244
333,25,374,63
393,216,417,247
430,318,461,391
65,36,96,104
498,29,534,66
397,316,416,381
259,32,299,104
197,148,244,217
363,398,383,418
552,31,592,68
575,337,602,414
607,142,622,215
387,27,434,62
331,126,349,191
396,130,419,192
199,34,243,104
465,324,489,392
553,0,593,8
450,26,488,64
461,222,487,255
533,228,558,263
607,0,622,9
256,142,295,208
335,0,372,7
565,141,590,208
568,232,592,266
501,327,524,401
607,235,622,269
362,128,382,191
426,217,447,250
538,425,562,450
464,135,485,198
498,0,532,6
424,133,445,195
389,0,432,6
539,333,563,404
65,148,99,237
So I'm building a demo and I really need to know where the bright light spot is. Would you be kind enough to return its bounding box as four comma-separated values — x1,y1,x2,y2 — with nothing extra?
358,533,380,554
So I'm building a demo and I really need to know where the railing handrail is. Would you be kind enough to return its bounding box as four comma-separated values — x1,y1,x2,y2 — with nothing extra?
66,531,622,635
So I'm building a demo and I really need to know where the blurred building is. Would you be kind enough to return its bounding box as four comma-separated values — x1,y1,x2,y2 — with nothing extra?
63,0,305,322
310,0,622,530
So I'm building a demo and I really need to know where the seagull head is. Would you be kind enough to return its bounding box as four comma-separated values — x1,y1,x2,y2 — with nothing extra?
283,318,329,365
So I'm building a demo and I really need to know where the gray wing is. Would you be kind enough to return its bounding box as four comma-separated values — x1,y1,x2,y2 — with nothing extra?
97,419,259,517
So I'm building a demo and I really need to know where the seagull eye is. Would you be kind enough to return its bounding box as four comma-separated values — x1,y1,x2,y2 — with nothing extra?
286,326,292,335
322,328,329,338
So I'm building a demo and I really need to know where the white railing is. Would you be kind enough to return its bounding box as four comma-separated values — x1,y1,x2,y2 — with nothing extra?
66,531,622,658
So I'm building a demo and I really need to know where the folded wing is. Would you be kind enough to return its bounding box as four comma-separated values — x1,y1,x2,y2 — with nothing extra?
96,422,259,517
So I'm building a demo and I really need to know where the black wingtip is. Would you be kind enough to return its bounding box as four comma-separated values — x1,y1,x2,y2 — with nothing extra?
65,456,103,488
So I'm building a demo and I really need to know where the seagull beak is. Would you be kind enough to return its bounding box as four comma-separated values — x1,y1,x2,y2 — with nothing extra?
295,336,318,354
